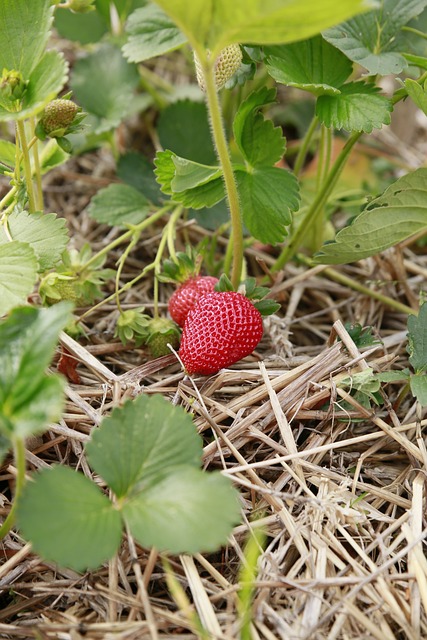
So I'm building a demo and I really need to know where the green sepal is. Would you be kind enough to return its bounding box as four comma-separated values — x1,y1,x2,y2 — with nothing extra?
253,299,281,316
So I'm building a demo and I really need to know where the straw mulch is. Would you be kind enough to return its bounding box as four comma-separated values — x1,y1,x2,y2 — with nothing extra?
1,141,427,639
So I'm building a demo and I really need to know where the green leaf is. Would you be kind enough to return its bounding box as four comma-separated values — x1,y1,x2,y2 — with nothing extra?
236,167,300,244
407,303,427,373
40,141,70,175
0,210,69,272
375,370,410,383
265,35,353,97
314,168,427,264
153,0,375,57
0,304,72,437
233,88,285,167
157,100,217,165
54,4,108,44
0,0,53,78
17,465,122,571
0,241,38,316
410,374,427,406
0,140,18,173
0,51,68,122
71,43,140,134
316,82,392,132
123,4,187,63
86,394,202,498
122,467,240,553
323,0,427,76
405,78,427,116
88,183,150,227
154,150,226,208
117,152,163,205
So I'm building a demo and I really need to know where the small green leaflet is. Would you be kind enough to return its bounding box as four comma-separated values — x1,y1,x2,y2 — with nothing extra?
17,466,123,572
237,168,300,244
233,88,285,167
314,168,427,264
152,0,374,58
316,82,392,133
265,36,353,97
88,183,150,227
123,4,187,63
0,241,38,316
0,210,69,272
404,78,427,117
410,375,427,406
323,0,427,76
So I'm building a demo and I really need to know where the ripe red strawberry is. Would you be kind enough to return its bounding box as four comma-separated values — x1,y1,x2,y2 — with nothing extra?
169,276,218,328
178,291,263,375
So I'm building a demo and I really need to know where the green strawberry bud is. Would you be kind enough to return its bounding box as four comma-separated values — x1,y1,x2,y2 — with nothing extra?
146,318,181,358
194,44,243,91
40,99,80,137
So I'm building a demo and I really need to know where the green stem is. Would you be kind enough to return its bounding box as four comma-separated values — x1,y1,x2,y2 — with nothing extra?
0,185,18,213
273,131,362,271
115,233,140,315
297,254,415,315
293,115,319,178
30,118,44,211
0,436,26,539
153,207,182,317
17,120,36,213
201,56,243,288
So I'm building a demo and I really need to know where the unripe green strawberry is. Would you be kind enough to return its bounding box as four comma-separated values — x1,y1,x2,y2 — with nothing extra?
169,275,219,327
194,44,243,91
179,291,263,375
40,274,82,306
146,318,181,358
40,99,79,135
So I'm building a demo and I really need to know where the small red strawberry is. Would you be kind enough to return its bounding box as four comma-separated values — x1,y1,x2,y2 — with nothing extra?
169,275,219,328
178,291,263,375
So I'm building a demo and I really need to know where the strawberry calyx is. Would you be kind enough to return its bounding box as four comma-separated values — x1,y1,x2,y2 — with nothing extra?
157,250,203,284
215,274,280,316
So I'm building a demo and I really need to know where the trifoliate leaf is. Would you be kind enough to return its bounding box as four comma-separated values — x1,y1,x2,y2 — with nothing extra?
153,0,374,58
314,168,427,264
0,210,68,272
407,303,427,374
86,394,202,498
123,4,187,63
323,0,427,76
265,35,353,97
0,241,38,316
233,87,285,167
122,467,240,554
87,183,150,227
71,43,141,134
236,167,300,244
157,100,216,165
316,82,392,132
17,465,122,571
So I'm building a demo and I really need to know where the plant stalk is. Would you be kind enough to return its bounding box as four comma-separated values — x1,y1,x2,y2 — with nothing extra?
201,55,244,288
16,120,37,213
0,436,26,539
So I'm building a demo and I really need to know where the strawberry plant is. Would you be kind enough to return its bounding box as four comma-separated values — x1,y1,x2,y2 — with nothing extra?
2,0,427,636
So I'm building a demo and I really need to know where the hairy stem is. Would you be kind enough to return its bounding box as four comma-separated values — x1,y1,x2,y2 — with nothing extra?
201,55,243,288
293,115,318,177
17,120,36,213
0,436,26,539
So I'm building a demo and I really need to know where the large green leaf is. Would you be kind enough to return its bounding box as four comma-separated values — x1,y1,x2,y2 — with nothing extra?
123,4,188,63
407,304,427,373
237,167,300,244
233,88,285,167
117,152,163,205
86,394,202,498
153,0,375,57
122,467,240,553
315,168,427,264
0,210,69,272
323,0,427,76
17,465,122,571
0,0,53,78
0,241,38,316
71,43,141,134
87,183,150,227
316,82,392,132
265,36,353,97
157,101,217,165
